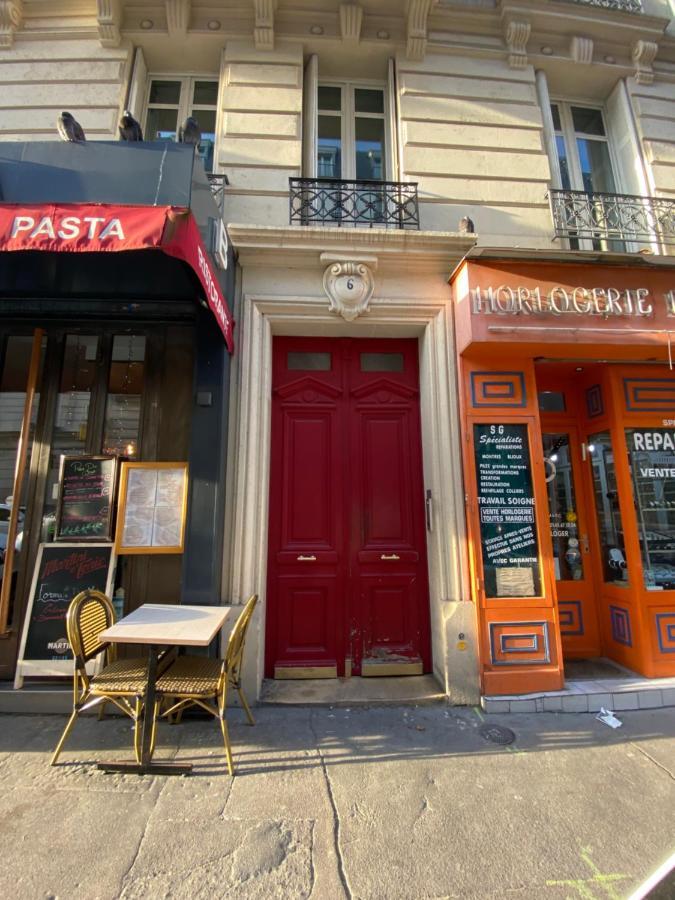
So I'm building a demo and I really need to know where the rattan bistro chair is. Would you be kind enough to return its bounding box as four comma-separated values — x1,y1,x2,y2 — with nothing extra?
51,590,152,766
155,594,258,775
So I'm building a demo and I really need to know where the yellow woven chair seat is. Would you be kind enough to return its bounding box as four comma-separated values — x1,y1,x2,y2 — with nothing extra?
156,656,222,696
91,658,148,694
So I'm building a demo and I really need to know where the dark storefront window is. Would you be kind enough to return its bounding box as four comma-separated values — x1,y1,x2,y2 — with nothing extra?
625,428,675,591
474,423,541,598
589,432,628,586
102,336,146,457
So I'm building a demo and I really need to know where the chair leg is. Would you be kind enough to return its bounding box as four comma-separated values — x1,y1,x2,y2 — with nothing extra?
219,714,234,776
51,709,79,766
97,700,108,721
236,687,255,726
149,700,160,757
133,697,143,765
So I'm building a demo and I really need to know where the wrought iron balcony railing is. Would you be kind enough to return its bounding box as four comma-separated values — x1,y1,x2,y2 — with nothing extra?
548,189,675,246
555,0,642,13
207,173,229,214
289,178,420,229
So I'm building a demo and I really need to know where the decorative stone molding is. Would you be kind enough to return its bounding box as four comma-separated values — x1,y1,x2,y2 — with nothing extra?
504,18,530,70
253,0,277,50
406,0,436,62
97,0,121,48
0,0,22,49
321,256,376,321
570,36,593,64
339,3,363,43
166,0,190,38
632,39,658,85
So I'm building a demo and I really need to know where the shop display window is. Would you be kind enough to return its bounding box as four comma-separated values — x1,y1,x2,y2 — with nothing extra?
473,423,541,598
543,433,583,581
589,432,628,586
625,428,675,591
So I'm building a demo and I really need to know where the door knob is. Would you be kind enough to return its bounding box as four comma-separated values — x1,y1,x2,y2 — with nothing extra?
381,553,400,560
297,555,317,561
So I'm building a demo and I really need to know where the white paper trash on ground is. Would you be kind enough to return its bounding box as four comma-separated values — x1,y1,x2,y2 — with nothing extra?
596,707,622,728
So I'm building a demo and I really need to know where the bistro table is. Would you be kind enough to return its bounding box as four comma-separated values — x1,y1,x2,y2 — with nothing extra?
97,603,231,776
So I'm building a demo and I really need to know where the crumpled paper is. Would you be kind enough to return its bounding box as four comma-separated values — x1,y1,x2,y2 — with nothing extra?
596,707,622,728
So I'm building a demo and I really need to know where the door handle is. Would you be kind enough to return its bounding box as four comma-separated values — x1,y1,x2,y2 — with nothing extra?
381,553,400,561
297,555,317,561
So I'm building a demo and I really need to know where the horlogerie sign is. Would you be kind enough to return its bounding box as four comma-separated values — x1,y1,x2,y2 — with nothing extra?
471,285,675,318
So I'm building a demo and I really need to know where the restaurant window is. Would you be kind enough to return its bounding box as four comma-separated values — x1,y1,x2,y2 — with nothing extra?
589,432,628,586
102,336,146,458
145,76,218,172
625,428,675,591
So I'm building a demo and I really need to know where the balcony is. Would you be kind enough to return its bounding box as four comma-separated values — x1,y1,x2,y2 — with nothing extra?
207,173,229,215
289,178,420,230
555,0,642,13
548,189,675,247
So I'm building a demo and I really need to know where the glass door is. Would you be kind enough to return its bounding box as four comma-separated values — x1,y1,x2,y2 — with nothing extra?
542,428,601,657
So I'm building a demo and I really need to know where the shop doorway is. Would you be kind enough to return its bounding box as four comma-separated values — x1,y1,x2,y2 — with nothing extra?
265,337,431,679
0,323,194,681
536,362,675,677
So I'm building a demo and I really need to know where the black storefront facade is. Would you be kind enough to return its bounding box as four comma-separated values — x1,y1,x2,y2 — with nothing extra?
0,142,234,684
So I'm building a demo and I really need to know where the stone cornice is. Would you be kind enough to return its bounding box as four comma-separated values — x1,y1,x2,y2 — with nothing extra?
0,0,23,49
228,224,477,275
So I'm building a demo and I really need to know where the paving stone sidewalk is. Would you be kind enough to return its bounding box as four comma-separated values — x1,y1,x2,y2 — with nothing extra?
1,704,674,899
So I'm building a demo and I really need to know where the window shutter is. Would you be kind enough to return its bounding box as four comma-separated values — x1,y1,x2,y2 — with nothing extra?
605,79,650,197
386,58,401,181
535,70,561,188
302,54,318,178
125,47,148,122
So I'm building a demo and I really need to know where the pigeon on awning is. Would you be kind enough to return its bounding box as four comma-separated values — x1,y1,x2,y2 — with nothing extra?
178,116,201,147
57,112,86,142
119,110,144,141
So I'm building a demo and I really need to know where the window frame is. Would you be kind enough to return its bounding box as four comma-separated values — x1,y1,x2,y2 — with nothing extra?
143,74,219,172
550,98,626,251
316,79,391,182
550,100,622,197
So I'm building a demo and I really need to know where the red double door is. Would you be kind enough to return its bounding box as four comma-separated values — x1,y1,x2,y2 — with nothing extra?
265,337,431,678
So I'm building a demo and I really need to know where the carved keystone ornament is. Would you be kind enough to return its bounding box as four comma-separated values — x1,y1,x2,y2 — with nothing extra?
323,260,375,321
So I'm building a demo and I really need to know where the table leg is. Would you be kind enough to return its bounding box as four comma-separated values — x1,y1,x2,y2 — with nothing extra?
98,644,192,776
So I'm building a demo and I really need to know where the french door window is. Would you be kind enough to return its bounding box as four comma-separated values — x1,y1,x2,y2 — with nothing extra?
551,102,622,250
145,77,218,172
317,84,387,181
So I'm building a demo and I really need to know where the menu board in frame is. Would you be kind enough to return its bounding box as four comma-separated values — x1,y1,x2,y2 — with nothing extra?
55,455,118,542
115,462,188,555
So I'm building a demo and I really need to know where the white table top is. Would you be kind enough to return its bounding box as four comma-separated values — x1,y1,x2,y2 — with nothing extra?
100,604,232,647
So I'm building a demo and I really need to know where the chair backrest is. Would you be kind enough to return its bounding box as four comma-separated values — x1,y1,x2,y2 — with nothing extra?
66,589,115,666
225,594,258,677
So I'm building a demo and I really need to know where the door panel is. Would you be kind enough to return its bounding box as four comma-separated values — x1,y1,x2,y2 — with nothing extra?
266,358,345,676
266,337,430,678
541,426,602,658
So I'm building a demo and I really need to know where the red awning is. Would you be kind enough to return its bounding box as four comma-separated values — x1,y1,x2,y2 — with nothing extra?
0,203,234,351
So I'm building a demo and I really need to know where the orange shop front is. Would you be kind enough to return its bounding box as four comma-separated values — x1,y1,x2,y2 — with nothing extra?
451,256,675,696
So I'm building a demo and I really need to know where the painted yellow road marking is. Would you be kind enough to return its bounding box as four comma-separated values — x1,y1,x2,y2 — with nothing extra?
546,846,628,899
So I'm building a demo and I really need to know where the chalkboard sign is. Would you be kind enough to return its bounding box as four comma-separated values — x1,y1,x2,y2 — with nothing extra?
473,424,541,598
55,456,118,542
14,543,116,687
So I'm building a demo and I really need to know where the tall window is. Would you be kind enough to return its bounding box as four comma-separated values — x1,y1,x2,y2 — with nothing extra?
551,103,617,196
551,102,622,250
145,77,218,172
317,84,387,181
